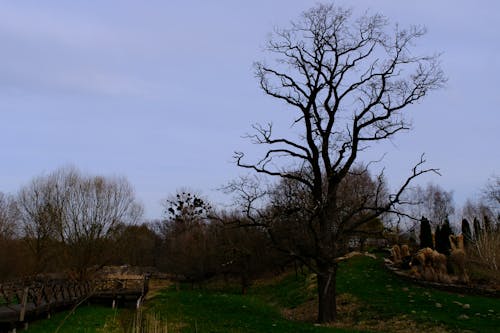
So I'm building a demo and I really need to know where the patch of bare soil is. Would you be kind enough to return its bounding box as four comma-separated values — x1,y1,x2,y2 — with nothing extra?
282,298,317,322
282,293,460,333
335,316,464,333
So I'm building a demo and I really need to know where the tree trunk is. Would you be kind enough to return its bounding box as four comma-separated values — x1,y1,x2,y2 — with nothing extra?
360,237,366,252
317,264,337,323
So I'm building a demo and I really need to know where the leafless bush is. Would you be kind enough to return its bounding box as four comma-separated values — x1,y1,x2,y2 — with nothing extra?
470,230,500,273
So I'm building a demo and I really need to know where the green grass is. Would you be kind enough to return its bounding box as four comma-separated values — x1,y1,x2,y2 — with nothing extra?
0,293,19,305
145,288,360,333
25,305,122,333
250,272,317,309
18,256,500,332
251,256,500,332
336,256,500,332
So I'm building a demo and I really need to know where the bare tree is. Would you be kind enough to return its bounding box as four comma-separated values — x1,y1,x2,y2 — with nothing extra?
159,191,217,285
482,175,499,222
18,170,69,273
234,4,444,322
62,173,143,277
215,210,280,294
0,192,25,280
262,166,388,255
0,192,18,240
403,183,455,228
461,176,500,276
18,167,143,277
110,223,159,267
462,199,492,228
162,190,212,229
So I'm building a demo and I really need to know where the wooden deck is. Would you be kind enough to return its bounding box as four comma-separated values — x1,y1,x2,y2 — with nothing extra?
0,275,149,332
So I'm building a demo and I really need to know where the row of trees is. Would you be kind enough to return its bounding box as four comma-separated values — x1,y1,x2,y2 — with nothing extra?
2,167,496,290
156,192,284,293
0,165,388,286
418,213,500,275
4,168,494,284
0,167,143,279
401,179,499,242
154,165,390,293
0,180,285,296
415,177,500,282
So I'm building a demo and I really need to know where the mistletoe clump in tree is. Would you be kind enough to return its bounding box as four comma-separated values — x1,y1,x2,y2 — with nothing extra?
160,191,215,284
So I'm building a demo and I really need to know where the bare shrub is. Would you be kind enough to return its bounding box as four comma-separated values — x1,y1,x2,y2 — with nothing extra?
470,230,500,274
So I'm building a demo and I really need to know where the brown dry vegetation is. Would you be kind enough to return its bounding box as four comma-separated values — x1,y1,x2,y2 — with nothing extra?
282,293,458,333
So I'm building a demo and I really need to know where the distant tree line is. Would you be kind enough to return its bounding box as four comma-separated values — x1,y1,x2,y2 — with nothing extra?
0,168,285,291
0,165,386,288
0,167,143,279
414,177,500,280
1,167,498,290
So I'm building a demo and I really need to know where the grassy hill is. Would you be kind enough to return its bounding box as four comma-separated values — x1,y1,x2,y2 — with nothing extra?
143,255,499,332
25,255,500,333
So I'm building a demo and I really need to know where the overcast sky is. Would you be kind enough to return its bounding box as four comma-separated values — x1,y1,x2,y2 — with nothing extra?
0,0,498,219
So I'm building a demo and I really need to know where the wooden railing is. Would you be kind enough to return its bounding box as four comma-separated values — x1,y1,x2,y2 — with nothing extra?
0,275,149,332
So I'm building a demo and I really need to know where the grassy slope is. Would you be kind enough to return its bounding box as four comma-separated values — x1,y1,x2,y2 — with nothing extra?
336,256,500,332
145,289,360,333
19,256,500,333
25,305,121,333
252,256,500,332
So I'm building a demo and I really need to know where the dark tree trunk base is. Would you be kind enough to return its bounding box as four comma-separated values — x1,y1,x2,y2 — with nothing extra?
317,264,337,323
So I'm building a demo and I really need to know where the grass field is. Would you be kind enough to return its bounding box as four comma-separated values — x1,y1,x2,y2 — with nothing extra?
23,255,500,332
142,255,500,333
143,287,359,333
335,257,500,332
25,305,122,333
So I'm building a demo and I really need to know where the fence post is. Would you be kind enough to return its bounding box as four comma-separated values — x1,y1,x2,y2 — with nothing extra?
19,287,29,322
142,274,150,296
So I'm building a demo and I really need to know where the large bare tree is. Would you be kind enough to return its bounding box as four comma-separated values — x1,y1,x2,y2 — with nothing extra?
63,173,143,277
234,4,445,322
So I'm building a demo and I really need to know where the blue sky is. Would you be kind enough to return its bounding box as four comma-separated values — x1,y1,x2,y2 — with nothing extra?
0,1,498,219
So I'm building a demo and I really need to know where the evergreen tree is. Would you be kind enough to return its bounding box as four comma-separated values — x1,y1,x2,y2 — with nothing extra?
473,217,482,241
483,215,491,233
436,219,452,255
461,218,472,247
435,225,441,251
419,216,433,249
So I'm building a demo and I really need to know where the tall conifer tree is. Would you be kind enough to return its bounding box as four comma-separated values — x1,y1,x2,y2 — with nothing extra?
461,218,472,247
419,216,433,249
473,217,482,241
436,219,452,255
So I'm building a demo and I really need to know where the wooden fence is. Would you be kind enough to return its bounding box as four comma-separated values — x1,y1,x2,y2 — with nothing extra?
0,275,149,332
